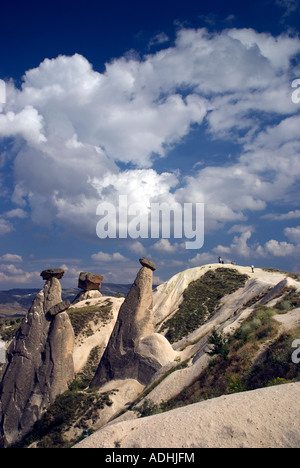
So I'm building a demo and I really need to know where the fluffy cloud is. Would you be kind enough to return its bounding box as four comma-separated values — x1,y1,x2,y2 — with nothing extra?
0,265,40,285
152,239,182,253
178,110,300,231
284,226,300,244
228,28,300,69
0,254,22,262
91,251,128,262
188,251,217,266
5,208,28,219
264,239,297,257
262,210,300,221
126,241,147,255
213,229,253,259
201,226,300,263
6,52,206,167
0,264,24,275
0,217,13,235
0,106,46,144
1,26,300,246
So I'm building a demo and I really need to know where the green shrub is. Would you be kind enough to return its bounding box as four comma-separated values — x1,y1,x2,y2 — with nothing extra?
0,318,23,341
135,399,161,418
226,375,246,394
235,323,252,342
234,307,277,345
267,377,287,387
206,329,229,360
276,289,300,314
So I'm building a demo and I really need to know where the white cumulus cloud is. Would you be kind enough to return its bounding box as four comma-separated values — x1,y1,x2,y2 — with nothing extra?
0,254,23,262
0,106,46,144
0,26,300,247
0,217,13,235
91,251,128,262
284,226,300,244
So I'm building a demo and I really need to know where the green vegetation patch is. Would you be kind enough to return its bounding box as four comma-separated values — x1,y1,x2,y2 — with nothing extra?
161,268,248,343
68,300,113,337
159,307,300,413
69,346,102,391
234,306,276,343
15,387,116,448
135,399,163,418
275,288,300,314
246,327,300,389
0,318,22,341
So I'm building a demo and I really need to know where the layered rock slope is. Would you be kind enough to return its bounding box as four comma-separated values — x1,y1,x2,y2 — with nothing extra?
75,382,300,448
73,264,300,449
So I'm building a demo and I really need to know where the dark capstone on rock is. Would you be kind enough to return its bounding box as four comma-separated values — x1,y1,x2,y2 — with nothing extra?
78,272,104,291
139,258,156,271
41,268,65,281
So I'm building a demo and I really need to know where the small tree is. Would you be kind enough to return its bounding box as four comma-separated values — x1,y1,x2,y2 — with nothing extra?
206,329,229,360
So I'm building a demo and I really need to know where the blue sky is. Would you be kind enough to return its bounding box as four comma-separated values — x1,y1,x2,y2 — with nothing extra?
0,0,300,288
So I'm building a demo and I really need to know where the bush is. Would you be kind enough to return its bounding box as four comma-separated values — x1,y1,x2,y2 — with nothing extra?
235,323,252,342
267,377,287,387
206,329,229,360
226,375,246,394
276,289,300,314
135,399,161,418
234,307,277,345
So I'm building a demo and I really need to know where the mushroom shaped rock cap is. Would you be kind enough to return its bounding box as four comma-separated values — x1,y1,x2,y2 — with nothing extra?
139,257,156,271
78,272,104,291
40,268,65,281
